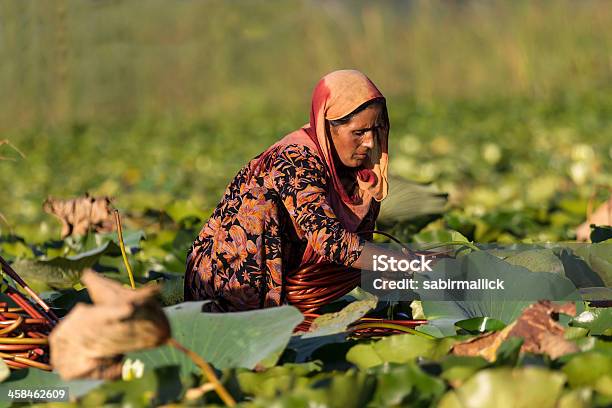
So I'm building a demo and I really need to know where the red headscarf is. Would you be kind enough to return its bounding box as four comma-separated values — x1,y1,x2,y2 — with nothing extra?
249,70,389,263
304,70,389,227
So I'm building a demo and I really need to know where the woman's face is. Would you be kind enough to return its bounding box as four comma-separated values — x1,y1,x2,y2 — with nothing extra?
329,103,386,168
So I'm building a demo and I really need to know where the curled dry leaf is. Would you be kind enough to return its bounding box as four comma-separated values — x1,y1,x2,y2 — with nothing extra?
452,300,579,361
49,270,170,380
43,193,115,238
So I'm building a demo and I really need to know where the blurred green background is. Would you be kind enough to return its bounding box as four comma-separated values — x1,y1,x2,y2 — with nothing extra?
0,0,611,242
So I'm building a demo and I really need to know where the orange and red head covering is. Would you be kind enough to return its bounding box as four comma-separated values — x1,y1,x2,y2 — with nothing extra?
249,69,389,253
304,69,389,230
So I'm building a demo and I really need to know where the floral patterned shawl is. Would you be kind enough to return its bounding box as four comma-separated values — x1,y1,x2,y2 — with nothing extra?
248,70,389,265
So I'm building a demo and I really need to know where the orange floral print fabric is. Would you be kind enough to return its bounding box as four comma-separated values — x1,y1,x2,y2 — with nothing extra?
184,143,377,312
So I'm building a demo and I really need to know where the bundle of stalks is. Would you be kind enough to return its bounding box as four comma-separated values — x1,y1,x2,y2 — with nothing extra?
0,255,58,371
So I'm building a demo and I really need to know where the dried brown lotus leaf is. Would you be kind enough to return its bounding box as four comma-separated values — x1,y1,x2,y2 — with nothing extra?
43,193,115,238
452,300,579,361
50,271,171,380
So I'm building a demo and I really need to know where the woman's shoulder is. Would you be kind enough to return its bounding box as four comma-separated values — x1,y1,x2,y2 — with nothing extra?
274,143,325,170
277,142,318,157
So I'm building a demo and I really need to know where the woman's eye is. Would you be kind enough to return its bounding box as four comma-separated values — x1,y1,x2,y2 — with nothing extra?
354,131,365,137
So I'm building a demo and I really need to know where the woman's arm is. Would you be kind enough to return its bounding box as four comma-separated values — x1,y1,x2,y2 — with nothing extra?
273,145,365,265
273,144,421,271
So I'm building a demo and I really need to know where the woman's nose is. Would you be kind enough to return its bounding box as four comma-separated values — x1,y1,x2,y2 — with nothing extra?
361,132,375,149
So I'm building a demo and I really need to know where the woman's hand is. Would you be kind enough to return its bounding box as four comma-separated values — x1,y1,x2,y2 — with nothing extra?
352,241,415,275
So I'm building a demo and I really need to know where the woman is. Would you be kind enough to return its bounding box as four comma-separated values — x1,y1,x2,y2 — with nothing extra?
185,69,399,312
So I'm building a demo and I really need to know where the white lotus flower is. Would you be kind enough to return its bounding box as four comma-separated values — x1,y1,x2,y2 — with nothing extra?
121,358,145,381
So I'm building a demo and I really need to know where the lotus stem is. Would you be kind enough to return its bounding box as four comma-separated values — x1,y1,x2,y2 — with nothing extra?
168,337,236,406
0,350,52,371
113,209,136,289
0,315,22,335
0,337,48,345
0,257,58,324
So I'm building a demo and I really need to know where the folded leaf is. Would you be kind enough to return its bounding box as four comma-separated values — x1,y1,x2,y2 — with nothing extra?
49,271,170,380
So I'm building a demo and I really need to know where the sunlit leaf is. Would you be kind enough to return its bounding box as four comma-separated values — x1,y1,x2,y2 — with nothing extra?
570,308,612,336
504,249,564,275
438,367,565,408
368,362,446,407
455,317,506,333
562,351,612,388
288,297,377,362
346,334,455,370
130,302,303,376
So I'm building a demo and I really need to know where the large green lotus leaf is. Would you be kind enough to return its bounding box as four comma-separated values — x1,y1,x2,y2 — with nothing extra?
0,368,102,408
130,302,303,376
455,317,506,333
504,249,565,275
575,240,612,287
412,229,469,245
9,261,81,292
570,308,612,336
368,362,446,407
418,251,582,324
416,319,458,338
378,176,447,224
302,297,377,338
288,297,377,362
438,367,565,408
10,240,120,292
562,351,612,388
346,334,455,370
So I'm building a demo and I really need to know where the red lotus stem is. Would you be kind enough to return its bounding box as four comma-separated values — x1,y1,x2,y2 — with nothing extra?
5,360,29,369
0,256,58,324
6,290,43,320
0,344,39,351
